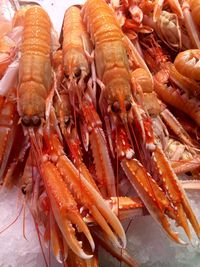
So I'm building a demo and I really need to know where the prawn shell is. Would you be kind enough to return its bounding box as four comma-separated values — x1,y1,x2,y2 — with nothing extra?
18,6,52,122
82,0,133,114
62,6,92,78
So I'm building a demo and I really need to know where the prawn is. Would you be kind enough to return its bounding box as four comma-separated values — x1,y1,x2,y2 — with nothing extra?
62,6,94,104
82,0,145,142
18,6,53,127
82,0,131,117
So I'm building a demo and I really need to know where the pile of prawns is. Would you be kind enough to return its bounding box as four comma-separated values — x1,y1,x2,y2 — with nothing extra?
1,0,200,266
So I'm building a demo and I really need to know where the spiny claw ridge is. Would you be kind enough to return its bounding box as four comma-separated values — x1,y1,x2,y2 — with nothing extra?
82,97,116,197
60,211,95,259
44,133,126,248
116,197,144,221
41,161,94,259
90,127,116,197
121,157,186,244
153,146,200,240
57,155,126,248
50,211,66,263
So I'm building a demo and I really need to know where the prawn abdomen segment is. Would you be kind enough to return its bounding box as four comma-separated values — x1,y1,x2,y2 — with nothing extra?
82,0,122,45
22,7,51,55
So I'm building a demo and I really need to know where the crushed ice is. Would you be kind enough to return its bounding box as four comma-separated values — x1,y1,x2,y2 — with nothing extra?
1,187,200,266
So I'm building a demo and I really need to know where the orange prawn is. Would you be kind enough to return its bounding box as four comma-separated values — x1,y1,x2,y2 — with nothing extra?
18,6,53,127
62,6,93,102
82,0,138,125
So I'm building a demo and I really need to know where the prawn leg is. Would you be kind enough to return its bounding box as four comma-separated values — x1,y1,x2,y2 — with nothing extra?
153,0,183,22
80,94,117,197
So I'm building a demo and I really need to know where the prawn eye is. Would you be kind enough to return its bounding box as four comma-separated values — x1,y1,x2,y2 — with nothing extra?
111,101,120,113
21,115,41,127
65,73,69,79
125,101,132,111
21,116,31,127
21,186,26,195
32,116,41,127
74,68,81,78
64,117,71,127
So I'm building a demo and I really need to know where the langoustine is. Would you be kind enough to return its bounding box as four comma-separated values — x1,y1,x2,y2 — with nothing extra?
0,1,199,267
18,6,53,127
